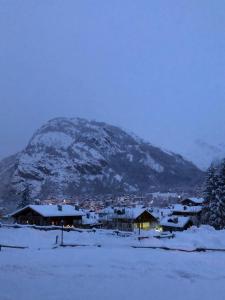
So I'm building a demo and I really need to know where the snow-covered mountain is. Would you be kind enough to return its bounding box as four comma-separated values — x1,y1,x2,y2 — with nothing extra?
0,117,203,204
181,139,225,171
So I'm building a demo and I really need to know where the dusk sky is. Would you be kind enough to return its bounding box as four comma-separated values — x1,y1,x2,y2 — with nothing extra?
0,0,225,160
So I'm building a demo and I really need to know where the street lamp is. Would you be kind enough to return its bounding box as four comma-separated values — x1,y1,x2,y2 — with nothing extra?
61,219,64,246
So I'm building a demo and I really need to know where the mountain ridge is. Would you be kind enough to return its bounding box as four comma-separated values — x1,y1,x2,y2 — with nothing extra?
0,117,204,206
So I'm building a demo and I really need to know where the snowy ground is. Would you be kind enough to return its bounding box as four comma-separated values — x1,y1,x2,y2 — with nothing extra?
0,226,225,300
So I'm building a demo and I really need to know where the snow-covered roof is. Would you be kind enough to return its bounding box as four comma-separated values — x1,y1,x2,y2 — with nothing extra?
114,208,145,220
99,206,115,215
172,204,202,214
182,197,205,204
98,206,156,221
151,207,173,220
160,216,191,228
11,205,85,218
114,208,157,220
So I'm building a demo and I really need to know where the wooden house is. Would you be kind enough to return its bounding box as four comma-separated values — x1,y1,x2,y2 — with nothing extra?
111,208,158,231
10,205,84,226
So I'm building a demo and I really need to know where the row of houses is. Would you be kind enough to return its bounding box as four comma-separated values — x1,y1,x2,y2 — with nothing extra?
8,197,205,232
10,204,157,231
98,197,205,231
157,197,205,231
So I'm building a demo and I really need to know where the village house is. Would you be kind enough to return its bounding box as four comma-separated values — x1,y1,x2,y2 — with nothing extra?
10,205,85,226
171,204,202,217
114,208,158,231
81,210,101,229
154,197,205,231
99,206,158,231
160,216,193,232
180,197,205,206
173,197,205,226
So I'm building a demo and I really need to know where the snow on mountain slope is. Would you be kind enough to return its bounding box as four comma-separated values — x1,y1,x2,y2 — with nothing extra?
0,117,203,203
181,139,225,170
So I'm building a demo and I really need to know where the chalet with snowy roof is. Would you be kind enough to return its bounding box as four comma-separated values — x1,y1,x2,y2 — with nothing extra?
110,207,158,231
181,197,205,206
160,216,193,232
11,205,85,226
171,204,203,217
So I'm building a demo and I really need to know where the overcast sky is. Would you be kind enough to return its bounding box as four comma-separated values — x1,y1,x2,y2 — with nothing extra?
0,0,225,160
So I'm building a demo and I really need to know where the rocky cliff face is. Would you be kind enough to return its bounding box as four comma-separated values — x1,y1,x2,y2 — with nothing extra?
0,117,204,204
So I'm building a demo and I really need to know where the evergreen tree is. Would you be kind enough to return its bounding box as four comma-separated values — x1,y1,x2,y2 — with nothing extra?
203,165,218,204
202,160,225,229
201,165,218,225
17,184,31,209
213,159,225,229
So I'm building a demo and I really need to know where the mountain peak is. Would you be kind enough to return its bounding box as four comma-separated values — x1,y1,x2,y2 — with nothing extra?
0,117,203,204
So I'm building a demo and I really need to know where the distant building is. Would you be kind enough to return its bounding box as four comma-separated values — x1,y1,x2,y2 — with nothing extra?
10,205,84,226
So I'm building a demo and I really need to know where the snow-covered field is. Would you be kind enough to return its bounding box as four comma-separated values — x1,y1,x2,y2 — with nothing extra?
1,226,225,300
